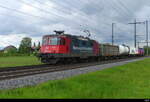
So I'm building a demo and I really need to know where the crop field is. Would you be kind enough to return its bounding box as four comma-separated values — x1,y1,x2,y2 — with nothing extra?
0,58,149,99
0,56,42,68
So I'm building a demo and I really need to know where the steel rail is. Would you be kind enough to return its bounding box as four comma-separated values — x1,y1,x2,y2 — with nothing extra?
0,56,148,81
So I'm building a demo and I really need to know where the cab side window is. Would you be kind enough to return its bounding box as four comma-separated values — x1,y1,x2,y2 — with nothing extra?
42,37,48,45
90,41,93,47
81,41,86,47
73,39,79,47
60,38,66,45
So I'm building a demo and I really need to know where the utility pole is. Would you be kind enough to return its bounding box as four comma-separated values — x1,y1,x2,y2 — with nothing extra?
112,23,115,45
137,42,140,48
128,19,145,48
146,20,149,56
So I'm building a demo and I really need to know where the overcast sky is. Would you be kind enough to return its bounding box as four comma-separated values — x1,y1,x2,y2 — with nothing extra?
0,0,150,49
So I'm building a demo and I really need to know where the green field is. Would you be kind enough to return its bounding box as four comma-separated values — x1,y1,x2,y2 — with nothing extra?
0,56,42,68
0,58,149,99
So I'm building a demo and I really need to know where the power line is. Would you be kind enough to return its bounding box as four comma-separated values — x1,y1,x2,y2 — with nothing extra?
0,12,23,20
33,0,91,23
106,0,130,18
18,0,69,20
18,0,93,27
116,0,133,15
0,12,40,28
112,23,115,45
128,19,145,48
32,0,71,15
60,0,106,30
49,0,91,21
110,22,142,45
0,4,52,21
145,20,149,56
0,0,99,36
48,0,72,13
114,23,132,36
112,0,131,17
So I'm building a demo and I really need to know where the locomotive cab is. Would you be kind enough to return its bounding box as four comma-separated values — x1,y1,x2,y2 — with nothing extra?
40,36,69,54
39,31,71,64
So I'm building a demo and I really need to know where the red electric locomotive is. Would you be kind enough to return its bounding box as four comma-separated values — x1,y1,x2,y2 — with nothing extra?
38,31,100,64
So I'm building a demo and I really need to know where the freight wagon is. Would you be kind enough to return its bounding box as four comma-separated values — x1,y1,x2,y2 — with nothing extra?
99,44,119,57
129,47,139,56
138,48,145,56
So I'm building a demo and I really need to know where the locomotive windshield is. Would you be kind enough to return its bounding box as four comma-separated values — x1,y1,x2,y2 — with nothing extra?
50,37,58,45
42,37,65,45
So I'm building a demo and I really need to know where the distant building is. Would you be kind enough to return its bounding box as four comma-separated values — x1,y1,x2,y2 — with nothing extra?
0,49,4,53
3,45,17,53
0,47,4,51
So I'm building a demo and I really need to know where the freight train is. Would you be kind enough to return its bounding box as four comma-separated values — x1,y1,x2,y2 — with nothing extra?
38,31,145,64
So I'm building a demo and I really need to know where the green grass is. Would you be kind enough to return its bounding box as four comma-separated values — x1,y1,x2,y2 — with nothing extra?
0,56,42,68
0,58,150,99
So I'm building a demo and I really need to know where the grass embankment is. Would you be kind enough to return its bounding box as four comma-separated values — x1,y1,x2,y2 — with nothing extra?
0,56,42,68
0,58,149,99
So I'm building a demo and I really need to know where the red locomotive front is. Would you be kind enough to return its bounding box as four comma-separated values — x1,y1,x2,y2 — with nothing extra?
40,36,70,54
38,31,71,64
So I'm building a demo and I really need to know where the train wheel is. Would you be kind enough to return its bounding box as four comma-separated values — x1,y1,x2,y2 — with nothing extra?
48,59,59,64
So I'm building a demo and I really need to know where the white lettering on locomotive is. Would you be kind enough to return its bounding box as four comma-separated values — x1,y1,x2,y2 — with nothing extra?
73,46,93,51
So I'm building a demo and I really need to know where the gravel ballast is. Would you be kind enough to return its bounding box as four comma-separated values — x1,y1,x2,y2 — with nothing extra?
0,57,148,90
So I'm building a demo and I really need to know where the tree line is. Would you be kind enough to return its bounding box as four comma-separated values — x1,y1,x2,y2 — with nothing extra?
144,46,150,55
0,37,41,57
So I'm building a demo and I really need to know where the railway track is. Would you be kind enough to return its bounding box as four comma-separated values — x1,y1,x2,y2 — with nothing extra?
0,56,148,81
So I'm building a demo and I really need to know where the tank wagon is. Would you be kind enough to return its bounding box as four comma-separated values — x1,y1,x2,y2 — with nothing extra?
118,45,130,56
38,31,145,64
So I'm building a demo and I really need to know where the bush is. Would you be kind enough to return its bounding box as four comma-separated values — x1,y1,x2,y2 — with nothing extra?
144,47,150,55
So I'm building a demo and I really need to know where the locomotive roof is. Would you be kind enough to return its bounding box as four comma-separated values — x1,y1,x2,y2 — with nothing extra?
43,34,95,41
43,34,72,37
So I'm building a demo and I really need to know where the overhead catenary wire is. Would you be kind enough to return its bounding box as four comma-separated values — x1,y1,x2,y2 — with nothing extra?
17,0,94,29
112,23,133,45
0,4,54,21
33,0,72,15
105,0,129,18
0,12,40,26
0,0,89,33
113,0,133,17
17,0,71,21
0,1,84,28
0,0,91,37
46,0,94,22
0,12,48,35
112,0,130,17
34,0,126,35
0,3,62,35
117,0,134,14
48,0,105,34
116,22,146,46
32,0,92,23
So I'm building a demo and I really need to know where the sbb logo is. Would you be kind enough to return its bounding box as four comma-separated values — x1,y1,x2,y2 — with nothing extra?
45,46,49,50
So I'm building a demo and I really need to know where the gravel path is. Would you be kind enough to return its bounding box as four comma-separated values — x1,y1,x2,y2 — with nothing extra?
0,57,148,90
